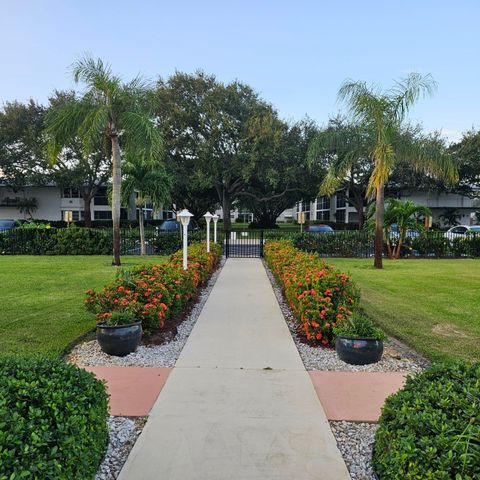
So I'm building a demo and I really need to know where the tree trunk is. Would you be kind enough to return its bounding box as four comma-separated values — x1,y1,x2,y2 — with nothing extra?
357,206,364,230
111,134,122,266
139,204,146,256
374,185,384,269
83,192,93,228
222,190,232,231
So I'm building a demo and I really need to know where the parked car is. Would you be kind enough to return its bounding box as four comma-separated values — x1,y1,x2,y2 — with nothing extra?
389,223,421,239
444,225,480,239
305,224,334,233
0,219,21,232
155,218,200,233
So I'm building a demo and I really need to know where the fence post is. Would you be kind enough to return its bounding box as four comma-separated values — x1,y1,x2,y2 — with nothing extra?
225,230,230,258
260,230,264,257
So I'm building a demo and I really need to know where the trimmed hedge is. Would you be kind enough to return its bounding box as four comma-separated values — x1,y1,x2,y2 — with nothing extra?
85,242,222,333
373,362,480,479
294,231,373,257
0,227,208,255
264,240,358,345
0,357,108,479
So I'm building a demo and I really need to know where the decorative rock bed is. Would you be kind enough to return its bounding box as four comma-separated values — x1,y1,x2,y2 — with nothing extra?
68,258,225,369
95,417,146,480
68,259,225,480
264,260,429,480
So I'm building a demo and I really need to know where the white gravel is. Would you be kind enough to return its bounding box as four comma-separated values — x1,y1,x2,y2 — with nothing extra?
264,261,429,373
330,421,379,480
96,416,146,480
263,260,428,480
68,258,225,368
69,259,224,479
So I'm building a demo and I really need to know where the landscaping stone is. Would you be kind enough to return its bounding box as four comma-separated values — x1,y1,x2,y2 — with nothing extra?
264,261,429,373
330,421,378,480
96,416,146,480
68,258,225,368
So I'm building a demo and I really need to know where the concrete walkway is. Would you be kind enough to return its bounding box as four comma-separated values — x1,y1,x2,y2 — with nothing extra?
119,259,350,480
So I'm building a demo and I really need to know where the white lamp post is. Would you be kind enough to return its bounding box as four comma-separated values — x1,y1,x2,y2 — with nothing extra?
177,209,194,270
203,211,213,253
212,214,219,243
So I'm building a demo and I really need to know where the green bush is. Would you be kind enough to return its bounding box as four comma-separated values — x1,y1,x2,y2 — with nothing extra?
294,231,374,257
373,362,480,479
0,357,108,480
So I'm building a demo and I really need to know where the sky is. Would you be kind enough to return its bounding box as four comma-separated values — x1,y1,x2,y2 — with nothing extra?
1,0,479,143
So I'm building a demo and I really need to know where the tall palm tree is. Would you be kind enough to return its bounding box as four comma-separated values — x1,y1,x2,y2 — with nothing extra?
45,56,162,265
121,152,171,255
320,73,458,268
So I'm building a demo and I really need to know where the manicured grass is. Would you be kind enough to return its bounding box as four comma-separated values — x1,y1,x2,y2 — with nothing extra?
328,258,480,362
0,256,166,358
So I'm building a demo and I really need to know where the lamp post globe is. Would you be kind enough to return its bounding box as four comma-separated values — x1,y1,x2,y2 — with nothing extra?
203,211,213,253
177,209,194,270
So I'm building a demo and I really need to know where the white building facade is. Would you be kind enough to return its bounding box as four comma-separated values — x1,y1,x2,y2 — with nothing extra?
293,190,479,228
0,184,170,221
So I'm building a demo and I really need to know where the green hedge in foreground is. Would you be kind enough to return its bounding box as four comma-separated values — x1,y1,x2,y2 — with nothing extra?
0,357,108,480
373,362,480,479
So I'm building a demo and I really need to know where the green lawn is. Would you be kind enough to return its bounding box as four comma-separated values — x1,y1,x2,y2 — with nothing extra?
328,258,480,363
0,256,166,358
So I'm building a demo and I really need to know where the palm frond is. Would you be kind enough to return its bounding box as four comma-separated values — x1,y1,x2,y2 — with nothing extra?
77,105,109,156
389,73,437,122
120,111,164,160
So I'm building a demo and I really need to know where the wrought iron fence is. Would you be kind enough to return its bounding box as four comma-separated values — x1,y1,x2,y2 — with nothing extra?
1,226,479,258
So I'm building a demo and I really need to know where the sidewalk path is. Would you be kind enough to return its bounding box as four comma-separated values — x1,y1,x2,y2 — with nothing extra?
119,259,350,480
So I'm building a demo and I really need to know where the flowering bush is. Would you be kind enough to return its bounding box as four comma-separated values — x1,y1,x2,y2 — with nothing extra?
264,240,359,346
85,242,222,333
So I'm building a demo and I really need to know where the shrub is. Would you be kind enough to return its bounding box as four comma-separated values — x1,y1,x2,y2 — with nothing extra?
333,313,386,340
294,231,374,257
264,240,359,345
151,231,206,255
373,362,480,479
0,357,108,479
85,242,222,333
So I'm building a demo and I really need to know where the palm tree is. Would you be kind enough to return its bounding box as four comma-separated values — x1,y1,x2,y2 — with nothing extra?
45,56,162,265
308,118,373,228
321,73,458,268
368,198,431,259
121,152,171,255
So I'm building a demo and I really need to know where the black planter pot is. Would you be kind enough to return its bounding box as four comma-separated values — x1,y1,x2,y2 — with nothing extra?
96,321,142,357
335,335,383,365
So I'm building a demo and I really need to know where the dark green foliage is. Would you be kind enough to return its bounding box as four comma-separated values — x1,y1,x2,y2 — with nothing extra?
333,313,386,340
294,231,374,257
0,227,112,255
373,362,480,479
151,231,207,255
0,357,108,480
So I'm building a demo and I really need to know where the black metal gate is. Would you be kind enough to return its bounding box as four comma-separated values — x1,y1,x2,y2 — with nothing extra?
224,230,264,258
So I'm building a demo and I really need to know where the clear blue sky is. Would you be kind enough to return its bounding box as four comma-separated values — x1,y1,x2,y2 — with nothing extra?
1,0,479,142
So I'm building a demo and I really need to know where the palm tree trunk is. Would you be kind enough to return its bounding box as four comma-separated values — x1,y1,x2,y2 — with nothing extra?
139,205,146,256
374,185,384,269
111,134,122,266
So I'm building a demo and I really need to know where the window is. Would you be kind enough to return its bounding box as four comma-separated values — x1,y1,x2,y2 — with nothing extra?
318,196,330,211
316,210,330,221
335,209,346,223
94,195,109,206
336,195,346,208
61,210,84,221
316,196,330,221
62,188,81,198
94,187,109,206
94,210,112,220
